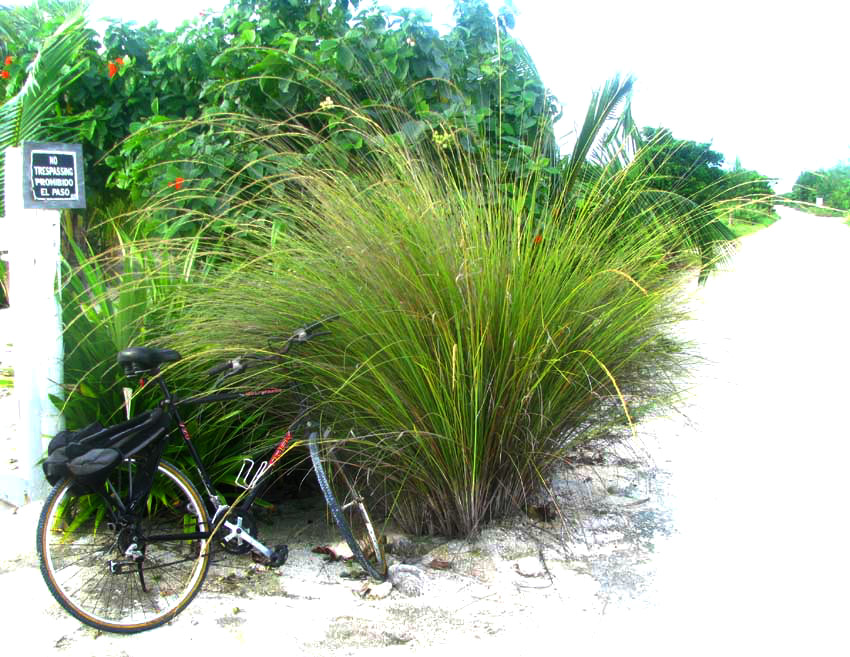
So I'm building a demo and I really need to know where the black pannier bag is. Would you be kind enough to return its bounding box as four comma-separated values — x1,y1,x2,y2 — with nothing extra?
43,407,169,491
42,421,103,486
47,420,104,456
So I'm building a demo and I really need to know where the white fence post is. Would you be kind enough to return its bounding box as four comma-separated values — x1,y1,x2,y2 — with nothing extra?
0,146,64,505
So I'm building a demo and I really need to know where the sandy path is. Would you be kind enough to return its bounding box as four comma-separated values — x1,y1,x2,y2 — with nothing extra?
579,206,850,653
2,207,848,654
644,207,850,652
449,206,850,653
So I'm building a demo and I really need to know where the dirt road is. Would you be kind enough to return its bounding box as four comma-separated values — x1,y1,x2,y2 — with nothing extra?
2,207,848,655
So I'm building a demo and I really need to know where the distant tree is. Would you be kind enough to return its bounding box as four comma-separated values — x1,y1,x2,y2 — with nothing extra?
790,164,850,210
639,127,727,204
639,128,773,213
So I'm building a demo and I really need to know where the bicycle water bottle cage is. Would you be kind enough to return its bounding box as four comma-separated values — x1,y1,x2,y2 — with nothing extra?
117,347,182,377
235,458,270,490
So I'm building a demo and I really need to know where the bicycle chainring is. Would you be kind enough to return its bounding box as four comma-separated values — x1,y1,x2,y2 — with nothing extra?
220,508,259,555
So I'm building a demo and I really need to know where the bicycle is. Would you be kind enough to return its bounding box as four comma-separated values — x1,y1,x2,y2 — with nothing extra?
36,316,387,634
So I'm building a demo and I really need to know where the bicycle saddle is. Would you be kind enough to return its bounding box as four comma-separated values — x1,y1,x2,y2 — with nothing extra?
117,347,182,374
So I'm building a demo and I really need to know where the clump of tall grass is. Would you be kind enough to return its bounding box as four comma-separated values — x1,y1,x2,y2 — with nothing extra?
145,103,713,538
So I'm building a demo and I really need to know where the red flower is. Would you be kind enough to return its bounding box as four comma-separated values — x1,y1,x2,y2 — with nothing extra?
115,56,125,67
168,177,185,191
3,56,11,67
108,61,117,78
533,235,543,245
1,70,8,80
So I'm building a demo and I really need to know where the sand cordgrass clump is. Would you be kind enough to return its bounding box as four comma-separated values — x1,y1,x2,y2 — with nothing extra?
152,107,710,537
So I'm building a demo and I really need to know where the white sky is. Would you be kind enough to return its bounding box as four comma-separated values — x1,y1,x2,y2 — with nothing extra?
7,0,849,191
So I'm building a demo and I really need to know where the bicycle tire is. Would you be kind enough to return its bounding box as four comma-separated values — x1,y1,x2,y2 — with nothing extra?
308,432,387,581
37,459,211,633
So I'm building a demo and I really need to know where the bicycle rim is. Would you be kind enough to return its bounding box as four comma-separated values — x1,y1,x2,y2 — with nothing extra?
309,433,387,580
37,459,210,633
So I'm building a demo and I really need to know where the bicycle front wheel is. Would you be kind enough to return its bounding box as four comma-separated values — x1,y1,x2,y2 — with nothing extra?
309,432,387,581
37,459,210,633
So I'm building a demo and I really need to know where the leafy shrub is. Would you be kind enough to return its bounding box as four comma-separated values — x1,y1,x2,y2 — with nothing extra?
639,128,775,223
59,233,166,430
2,1,558,234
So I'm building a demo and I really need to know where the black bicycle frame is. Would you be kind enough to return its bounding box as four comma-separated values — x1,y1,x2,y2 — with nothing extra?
151,376,287,514
107,364,312,553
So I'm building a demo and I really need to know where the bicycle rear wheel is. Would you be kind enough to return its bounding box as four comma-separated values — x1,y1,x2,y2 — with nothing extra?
37,459,210,633
309,431,387,581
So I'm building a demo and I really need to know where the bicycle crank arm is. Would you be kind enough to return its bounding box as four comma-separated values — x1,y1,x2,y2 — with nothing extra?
222,518,273,559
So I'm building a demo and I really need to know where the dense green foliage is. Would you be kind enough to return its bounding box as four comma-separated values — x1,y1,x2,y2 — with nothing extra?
641,127,727,205
640,127,776,228
789,163,850,210
79,101,726,537
57,226,278,486
1,0,558,236
0,5,90,215
0,0,563,322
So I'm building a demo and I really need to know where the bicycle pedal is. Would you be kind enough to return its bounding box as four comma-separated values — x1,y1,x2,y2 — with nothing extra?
268,544,289,568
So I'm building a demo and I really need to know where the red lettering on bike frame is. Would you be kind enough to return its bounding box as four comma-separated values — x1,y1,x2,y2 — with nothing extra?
269,431,293,466
179,421,192,442
243,388,284,397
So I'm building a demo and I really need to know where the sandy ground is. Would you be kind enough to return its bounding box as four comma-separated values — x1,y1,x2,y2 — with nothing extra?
1,206,849,655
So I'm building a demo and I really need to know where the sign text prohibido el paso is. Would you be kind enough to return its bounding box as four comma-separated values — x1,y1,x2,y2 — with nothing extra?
22,142,86,210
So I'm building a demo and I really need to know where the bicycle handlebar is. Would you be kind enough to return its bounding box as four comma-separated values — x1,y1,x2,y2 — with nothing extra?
277,314,339,354
206,315,339,379
207,360,237,376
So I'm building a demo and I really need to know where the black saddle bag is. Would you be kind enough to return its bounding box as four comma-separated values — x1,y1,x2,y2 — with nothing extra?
43,407,169,492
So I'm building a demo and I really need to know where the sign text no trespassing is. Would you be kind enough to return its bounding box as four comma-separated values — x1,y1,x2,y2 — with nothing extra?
31,151,78,200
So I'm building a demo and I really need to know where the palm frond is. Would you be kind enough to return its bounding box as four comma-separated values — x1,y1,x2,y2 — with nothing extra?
559,74,635,200
0,11,89,146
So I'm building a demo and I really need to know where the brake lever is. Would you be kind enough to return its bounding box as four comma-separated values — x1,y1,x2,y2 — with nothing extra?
274,316,338,354
207,359,234,376
214,359,247,386
303,314,339,332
